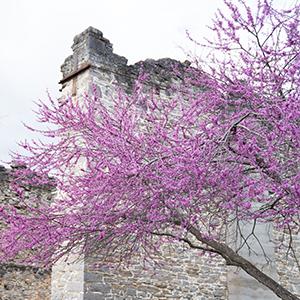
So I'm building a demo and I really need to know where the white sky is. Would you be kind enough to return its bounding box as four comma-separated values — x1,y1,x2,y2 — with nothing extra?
0,0,292,164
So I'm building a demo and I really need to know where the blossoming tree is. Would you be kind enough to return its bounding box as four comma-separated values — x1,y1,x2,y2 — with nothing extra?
0,0,299,299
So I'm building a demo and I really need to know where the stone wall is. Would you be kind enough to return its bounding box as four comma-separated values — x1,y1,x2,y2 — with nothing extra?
0,165,52,300
0,263,51,300
51,254,84,300
274,229,300,298
84,244,227,300
227,222,279,300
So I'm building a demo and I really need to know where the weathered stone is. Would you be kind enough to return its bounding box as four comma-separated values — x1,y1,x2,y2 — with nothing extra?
84,292,106,300
0,263,51,300
0,167,52,300
89,283,111,293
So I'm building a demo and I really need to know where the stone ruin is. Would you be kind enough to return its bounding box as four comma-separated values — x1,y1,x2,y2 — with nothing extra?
0,27,299,300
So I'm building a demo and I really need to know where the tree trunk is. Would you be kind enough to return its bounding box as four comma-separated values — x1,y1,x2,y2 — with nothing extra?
188,225,299,300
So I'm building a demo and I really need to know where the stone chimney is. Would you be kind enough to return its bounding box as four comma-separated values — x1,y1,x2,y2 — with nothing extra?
61,27,127,78
59,26,127,99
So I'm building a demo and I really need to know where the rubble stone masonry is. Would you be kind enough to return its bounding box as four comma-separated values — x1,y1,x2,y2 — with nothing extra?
0,166,52,300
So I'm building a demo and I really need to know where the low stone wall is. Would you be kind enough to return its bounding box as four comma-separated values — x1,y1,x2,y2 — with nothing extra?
274,230,300,298
84,243,228,300
0,165,53,300
0,263,51,300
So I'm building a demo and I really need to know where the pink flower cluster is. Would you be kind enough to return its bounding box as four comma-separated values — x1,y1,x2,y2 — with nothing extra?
0,0,299,268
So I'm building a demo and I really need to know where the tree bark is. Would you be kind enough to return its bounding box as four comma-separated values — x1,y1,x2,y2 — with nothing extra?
188,225,299,300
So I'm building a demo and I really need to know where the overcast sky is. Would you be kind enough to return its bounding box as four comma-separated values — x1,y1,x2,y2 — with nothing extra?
0,0,292,165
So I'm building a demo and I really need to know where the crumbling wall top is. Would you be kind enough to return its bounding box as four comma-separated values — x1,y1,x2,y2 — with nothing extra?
60,27,195,89
61,26,128,79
